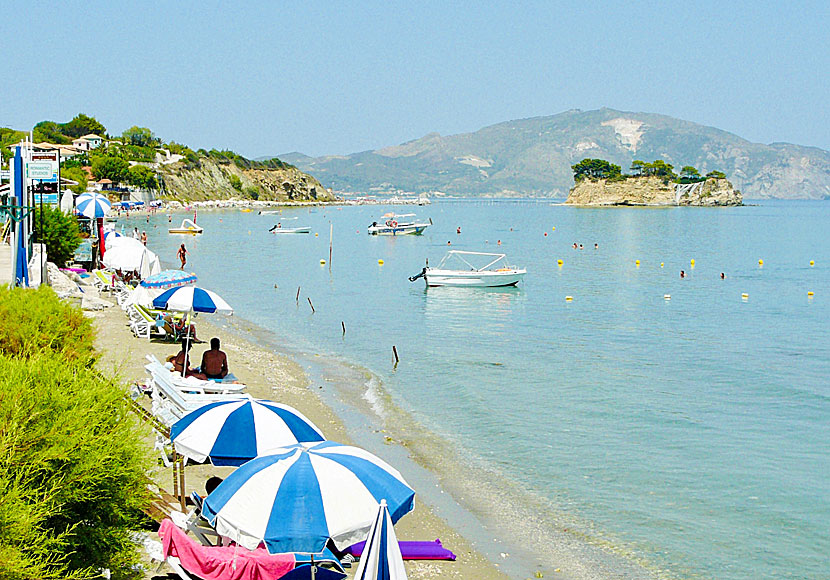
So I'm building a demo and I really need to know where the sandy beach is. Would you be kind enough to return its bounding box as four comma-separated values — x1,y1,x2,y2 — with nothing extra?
91,303,508,579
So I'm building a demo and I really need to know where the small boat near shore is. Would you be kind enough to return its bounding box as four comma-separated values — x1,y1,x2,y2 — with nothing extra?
270,226,311,234
168,219,203,235
410,251,526,287
368,213,431,236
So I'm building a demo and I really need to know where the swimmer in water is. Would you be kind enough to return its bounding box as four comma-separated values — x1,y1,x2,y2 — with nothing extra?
720,272,725,279
680,270,686,278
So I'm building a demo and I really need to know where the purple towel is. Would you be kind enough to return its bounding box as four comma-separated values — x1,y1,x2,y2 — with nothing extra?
344,539,456,561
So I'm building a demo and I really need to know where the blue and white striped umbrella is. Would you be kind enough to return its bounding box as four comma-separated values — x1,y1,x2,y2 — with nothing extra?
202,441,415,554
140,269,198,290
152,285,232,314
354,500,408,580
75,192,112,219
103,229,121,240
170,399,325,466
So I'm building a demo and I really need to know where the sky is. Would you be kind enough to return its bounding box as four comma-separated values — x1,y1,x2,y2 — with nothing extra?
1,1,828,158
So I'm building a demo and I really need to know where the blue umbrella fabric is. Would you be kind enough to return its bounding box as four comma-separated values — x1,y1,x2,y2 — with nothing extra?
152,285,232,314
170,399,326,466
353,500,408,580
140,269,198,290
201,441,416,554
75,192,112,219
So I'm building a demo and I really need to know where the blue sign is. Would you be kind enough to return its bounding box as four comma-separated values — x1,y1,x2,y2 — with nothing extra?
34,193,59,204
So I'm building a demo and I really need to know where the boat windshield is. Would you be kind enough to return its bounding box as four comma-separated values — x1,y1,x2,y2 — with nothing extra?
436,251,511,271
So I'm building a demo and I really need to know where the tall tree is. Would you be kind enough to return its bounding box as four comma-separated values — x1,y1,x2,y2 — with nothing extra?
571,158,622,181
680,165,700,180
630,160,645,176
127,165,157,189
91,156,129,184
59,113,106,138
121,126,157,147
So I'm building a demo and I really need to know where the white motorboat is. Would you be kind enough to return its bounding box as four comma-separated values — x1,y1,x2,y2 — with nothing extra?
410,251,526,287
368,213,431,236
269,226,311,234
168,219,203,235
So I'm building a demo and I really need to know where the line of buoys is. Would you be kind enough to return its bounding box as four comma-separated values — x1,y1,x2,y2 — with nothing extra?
565,296,573,302
378,259,384,265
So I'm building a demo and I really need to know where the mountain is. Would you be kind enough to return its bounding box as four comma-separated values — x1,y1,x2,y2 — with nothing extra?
280,109,830,199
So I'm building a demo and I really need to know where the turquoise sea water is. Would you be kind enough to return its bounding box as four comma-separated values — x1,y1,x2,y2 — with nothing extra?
129,200,829,579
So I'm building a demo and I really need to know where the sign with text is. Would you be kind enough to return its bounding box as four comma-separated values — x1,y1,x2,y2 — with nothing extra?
27,162,54,179
34,193,59,204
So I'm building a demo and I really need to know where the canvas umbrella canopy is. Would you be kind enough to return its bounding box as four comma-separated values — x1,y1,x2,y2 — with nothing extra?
170,399,326,466
102,241,160,273
201,441,416,554
353,500,408,580
141,269,198,289
75,192,111,219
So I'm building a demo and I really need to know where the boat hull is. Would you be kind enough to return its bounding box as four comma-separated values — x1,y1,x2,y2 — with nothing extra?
168,228,202,235
424,268,526,287
271,227,311,234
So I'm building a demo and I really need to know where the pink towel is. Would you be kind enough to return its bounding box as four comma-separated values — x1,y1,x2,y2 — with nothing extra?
159,519,295,580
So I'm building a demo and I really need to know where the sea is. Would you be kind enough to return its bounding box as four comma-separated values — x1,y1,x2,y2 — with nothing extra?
124,199,829,579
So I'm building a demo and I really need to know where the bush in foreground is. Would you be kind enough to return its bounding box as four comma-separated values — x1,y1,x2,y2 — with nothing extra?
31,206,82,267
0,286,151,579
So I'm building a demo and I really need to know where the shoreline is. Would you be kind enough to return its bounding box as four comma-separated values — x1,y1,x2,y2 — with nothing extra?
90,304,507,579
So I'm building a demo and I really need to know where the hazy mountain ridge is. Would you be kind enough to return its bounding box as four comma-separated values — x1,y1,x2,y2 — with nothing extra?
279,109,830,199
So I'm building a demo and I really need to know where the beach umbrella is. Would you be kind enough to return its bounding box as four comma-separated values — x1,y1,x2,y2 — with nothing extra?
75,192,112,219
201,441,415,554
153,286,233,314
170,399,326,466
353,500,408,580
141,269,197,289
102,242,159,273
121,284,160,310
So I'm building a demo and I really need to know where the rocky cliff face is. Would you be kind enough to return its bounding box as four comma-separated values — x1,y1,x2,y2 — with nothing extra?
566,176,742,206
157,159,334,202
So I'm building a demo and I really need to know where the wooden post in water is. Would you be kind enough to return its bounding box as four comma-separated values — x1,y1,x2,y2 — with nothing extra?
341,321,346,335
307,297,315,313
329,223,333,271
296,287,301,303
392,345,399,367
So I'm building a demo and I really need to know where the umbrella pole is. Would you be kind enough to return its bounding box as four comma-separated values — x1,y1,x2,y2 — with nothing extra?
184,307,193,373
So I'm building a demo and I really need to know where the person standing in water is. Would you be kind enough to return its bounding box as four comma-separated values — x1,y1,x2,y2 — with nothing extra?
177,243,189,269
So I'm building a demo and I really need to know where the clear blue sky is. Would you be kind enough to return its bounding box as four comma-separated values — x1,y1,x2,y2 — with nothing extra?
2,1,828,157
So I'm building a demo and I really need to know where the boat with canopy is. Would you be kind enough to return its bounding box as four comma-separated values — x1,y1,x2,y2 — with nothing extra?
410,251,526,287
368,213,431,236
168,218,203,235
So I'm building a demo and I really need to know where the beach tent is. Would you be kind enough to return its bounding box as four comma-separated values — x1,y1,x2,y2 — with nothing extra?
201,441,415,554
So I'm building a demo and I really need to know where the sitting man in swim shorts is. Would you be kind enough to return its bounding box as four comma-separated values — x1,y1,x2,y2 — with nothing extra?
200,337,229,380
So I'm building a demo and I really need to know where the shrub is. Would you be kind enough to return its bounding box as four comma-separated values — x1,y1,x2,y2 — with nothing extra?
0,285,95,364
60,166,88,194
31,206,82,268
0,353,151,579
228,174,242,191
243,185,260,200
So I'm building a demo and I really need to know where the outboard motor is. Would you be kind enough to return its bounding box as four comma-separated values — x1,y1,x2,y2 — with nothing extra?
408,267,427,282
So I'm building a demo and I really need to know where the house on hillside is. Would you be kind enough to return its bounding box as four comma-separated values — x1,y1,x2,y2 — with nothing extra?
72,134,103,151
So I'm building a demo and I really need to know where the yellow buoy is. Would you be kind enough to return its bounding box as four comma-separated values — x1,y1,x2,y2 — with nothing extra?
315,233,319,237
378,259,384,265
758,259,763,266
565,296,573,301
807,291,814,297
690,259,695,268
557,259,563,266
664,294,671,300
810,260,815,266
741,293,749,299
635,260,640,267
552,227,555,231
319,259,326,265
660,262,664,268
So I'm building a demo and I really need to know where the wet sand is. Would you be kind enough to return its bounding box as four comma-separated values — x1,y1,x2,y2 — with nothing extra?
91,304,507,579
